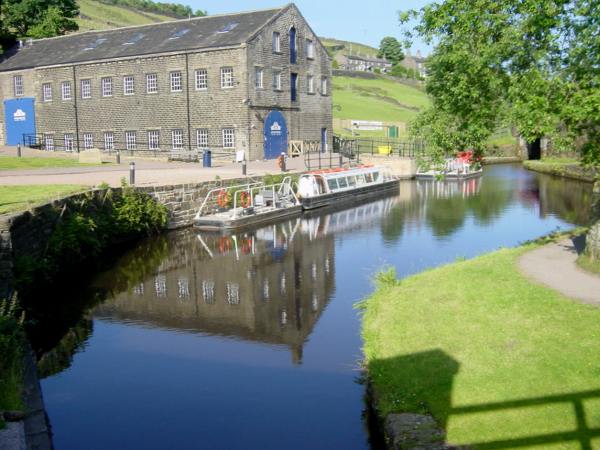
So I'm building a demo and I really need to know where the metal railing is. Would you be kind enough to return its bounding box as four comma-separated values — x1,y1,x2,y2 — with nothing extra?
333,135,426,158
230,177,298,219
195,181,263,219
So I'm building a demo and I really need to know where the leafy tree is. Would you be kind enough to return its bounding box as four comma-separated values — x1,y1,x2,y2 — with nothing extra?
1,0,79,37
401,0,600,169
377,36,404,65
28,6,78,39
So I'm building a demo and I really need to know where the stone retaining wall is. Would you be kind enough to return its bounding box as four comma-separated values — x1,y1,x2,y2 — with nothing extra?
0,176,258,296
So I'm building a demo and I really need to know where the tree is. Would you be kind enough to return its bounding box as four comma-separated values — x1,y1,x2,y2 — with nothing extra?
377,36,404,65
1,0,79,37
401,0,600,169
28,6,78,39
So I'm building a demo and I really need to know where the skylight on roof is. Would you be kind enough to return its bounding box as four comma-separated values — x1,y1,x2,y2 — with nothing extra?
84,38,107,51
123,33,145,45
217,22,239,33
169,28,190,40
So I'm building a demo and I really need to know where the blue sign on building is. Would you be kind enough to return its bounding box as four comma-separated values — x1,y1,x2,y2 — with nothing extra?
4,98,36,145
263,110,288,160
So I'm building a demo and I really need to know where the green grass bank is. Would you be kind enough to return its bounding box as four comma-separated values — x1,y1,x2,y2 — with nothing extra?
524,159,599,183
0,298,25,430
0,185,88,214
361,245,600,448
0,156,104,170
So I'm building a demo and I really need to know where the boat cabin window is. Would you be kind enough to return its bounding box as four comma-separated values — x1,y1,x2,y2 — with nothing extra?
356,174,366,185
337,177,348,188
327,178,338,191
347,176,357,187
365,173,374,183
315,176,327,194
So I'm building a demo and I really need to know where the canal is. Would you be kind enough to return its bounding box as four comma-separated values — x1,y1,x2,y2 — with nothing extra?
36,164,594,449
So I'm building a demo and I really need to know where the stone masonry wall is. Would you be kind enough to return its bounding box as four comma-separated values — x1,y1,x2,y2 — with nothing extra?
0,177,254,297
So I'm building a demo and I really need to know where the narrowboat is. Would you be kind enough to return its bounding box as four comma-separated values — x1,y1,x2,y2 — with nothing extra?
416,151,483,180
194,177,302,230
297,165,399,210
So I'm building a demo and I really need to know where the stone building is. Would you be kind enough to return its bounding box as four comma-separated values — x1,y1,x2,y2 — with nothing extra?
399,49,427,78
0,3,332,160
335,54,392,73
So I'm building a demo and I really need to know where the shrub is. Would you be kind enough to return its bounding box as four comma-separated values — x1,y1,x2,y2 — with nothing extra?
0,296,25,428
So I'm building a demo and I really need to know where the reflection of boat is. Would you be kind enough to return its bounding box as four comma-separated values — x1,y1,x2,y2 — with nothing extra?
416,177,482,199
194,177,301,230
416,154,483,180
298,165,399,210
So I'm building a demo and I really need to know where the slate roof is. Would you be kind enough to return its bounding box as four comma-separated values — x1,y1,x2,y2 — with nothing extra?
0,6,286,72
346,54,391,64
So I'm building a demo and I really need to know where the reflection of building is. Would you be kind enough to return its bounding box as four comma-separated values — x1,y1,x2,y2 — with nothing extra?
93,219,336,364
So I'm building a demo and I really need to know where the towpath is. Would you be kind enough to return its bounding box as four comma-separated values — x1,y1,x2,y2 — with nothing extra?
518,238,600,306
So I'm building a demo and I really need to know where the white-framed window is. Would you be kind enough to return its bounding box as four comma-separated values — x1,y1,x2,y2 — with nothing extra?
222,128,235,149
61,81,72,100
321,76,328,95
13,75,24,97
202,280,215,304
101,77,113,97
307,74,315,94
148,130,160,150
195,69,207,90
306,39,315,59
146,73,158,94
170,71,182,92
255,67,263,89
44,134,54,151
42,83,52,102
64,134,74,152
125,131,137,150
81,79,91,99
172,129,183,150
226,282,240,305
220,67,234,88
104,131,114,151
123,75,134,95
196,128,208,148
272,31,281,52
273,70,282,90
83,133,93,150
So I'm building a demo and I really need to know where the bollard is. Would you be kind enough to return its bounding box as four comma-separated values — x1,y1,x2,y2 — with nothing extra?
129,161,135,185
242,159,247,176
280,152,286,172
17,144,21,158
116,150,121,164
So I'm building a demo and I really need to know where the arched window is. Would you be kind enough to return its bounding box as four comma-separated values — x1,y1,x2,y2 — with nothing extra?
289,27,297,64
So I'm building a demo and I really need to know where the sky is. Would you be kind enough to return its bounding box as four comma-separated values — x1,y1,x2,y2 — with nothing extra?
185,0,433,55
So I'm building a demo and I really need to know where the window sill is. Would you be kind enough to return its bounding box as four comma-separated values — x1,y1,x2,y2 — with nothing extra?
146,91,158,95
195,88,208,91
170,90,183,93
221,86,235,89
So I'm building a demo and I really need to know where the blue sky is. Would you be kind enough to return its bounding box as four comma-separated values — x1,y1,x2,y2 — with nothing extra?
186,0,432,55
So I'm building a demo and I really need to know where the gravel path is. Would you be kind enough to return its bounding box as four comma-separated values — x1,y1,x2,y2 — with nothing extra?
518,238,600,306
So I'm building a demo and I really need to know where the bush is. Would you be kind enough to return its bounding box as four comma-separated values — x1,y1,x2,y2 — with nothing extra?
0,296,25,428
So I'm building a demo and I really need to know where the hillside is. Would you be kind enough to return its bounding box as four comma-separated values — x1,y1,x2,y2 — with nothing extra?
320,37,379,60
76,0,180,32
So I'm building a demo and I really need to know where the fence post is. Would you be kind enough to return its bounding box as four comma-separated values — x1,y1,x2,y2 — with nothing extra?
17,144,21,158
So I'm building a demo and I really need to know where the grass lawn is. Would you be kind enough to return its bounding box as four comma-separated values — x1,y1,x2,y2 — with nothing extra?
333,75,429,123
577,254,600,276
0,185,88,214
362,245,600,448
524,159,598,183
76,0,173,31
0,156,106,171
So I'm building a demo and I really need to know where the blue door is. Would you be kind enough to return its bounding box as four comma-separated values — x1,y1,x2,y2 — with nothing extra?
4,98,36,145
264,110,288,159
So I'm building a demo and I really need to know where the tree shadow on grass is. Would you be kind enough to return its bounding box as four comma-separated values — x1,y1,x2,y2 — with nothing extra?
367,349,600,449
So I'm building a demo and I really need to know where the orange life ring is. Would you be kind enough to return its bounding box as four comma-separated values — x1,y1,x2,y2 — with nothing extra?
217,189,229,208
240,191,251,208
218,237,231,253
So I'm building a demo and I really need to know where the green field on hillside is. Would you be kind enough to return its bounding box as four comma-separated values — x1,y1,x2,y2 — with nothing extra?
76,0,174,31
333,76,430,123
320,37,379,59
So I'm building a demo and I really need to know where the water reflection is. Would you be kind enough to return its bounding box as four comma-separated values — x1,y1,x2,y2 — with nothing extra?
38,164,596,450
93,221,336,364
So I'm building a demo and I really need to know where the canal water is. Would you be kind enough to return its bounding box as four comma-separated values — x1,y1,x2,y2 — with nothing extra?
37,164,594,449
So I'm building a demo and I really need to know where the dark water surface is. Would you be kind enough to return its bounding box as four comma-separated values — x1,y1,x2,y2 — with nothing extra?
39,165,594,450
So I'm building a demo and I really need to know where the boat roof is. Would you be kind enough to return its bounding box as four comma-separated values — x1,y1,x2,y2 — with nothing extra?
303,165,380,178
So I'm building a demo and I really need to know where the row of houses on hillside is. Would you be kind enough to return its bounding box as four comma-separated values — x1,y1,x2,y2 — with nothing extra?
335,49,427,77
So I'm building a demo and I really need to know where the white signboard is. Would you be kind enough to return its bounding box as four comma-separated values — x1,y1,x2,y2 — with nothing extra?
351,120,383,131
270,121,282,136
13,109,26,122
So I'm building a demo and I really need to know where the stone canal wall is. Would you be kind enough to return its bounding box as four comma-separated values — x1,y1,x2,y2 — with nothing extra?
0,176,256,296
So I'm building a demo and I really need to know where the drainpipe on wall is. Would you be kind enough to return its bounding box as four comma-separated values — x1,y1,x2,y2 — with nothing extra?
185,53,192,153
72,65,80,153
